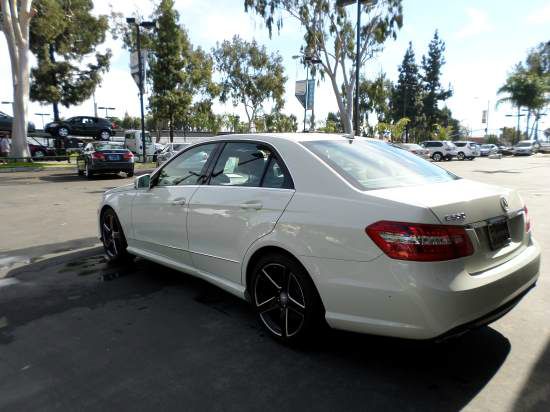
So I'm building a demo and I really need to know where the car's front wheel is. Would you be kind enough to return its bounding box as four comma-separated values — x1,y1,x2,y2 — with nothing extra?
57,127,69,137
101,208,130,262
457,152,465,160
99,130,110,140
432,152,443,162
251,253,323,345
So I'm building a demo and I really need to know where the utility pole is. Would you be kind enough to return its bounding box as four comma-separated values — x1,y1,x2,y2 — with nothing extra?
35,113,50,129
126,17,156,163
97,106,116,118
354,0,361,137
506,109,526,145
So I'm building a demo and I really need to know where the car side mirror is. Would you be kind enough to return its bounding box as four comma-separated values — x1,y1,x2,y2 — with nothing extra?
135,174,151,190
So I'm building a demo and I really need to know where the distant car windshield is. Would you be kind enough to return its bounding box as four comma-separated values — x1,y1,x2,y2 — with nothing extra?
481,144,492,149
516,142,532,147
401,143,422,150
94,143,124,150
303,139,458,191
172,144,187,151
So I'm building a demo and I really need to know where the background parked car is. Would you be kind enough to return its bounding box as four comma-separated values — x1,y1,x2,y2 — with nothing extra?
394,143,431,159
498,145,514,155
453,141,480,160
513,140,539,156
156,142,190,166
77,141,134,178
45,116,115,140
0,110,36,133
124,130,156,159
28,143,56,159
480,144,499,156
420,140,457,161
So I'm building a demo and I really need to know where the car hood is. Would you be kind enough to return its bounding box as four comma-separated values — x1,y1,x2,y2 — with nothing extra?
104,183,134,196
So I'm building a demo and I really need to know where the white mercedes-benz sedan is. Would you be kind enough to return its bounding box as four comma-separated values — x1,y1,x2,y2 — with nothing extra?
98,133,540,344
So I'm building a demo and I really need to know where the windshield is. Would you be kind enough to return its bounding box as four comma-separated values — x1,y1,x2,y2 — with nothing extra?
516,142,531,147
401,144,422,150
172,144,187,151
481,144,492,149
302,139,458,191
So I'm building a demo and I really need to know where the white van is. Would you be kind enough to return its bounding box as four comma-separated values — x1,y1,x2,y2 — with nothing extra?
124,130,155,157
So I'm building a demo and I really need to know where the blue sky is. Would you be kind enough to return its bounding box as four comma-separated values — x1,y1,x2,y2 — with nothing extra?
1,0,549,135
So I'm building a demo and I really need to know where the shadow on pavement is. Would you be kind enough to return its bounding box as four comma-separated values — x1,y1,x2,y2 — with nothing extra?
0,246,512,411
512,338,550,411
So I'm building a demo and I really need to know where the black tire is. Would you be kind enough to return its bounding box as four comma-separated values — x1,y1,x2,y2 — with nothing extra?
100,208,130,262
127,170,134,177
57,127,69,138
251,252,324,345
432,152,443,162
33,150,45,159
77,168,84,176
457,152,465,160
99,130,111,141
84,162,94,179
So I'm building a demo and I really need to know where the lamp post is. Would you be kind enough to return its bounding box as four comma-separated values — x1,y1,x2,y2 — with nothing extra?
293,55,321,132
126,17,156,163
336,0,374,137
97,106,116,118
35,113,50,129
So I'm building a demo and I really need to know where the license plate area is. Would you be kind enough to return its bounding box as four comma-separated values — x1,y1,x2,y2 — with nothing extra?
108,155,120,161
487,218,511,250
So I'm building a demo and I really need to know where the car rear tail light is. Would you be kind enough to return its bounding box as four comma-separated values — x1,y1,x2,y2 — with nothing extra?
111,122,117,129
524,206,531,232
366,221,474,262
92,151,105,160
123,151,134,160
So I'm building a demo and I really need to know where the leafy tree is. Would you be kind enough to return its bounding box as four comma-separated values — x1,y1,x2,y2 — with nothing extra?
148,0,216,141
257,111,298,132
485,134,499,144
245,0,403,134
120,112,141,130
358,72,393,132
175,101,223,134
1,0,33,159
391,42,422,141
420,31,452,134
375,117,409,141
29,0,111,121
214,36,286,131
431,123,453,141
319,112,344,133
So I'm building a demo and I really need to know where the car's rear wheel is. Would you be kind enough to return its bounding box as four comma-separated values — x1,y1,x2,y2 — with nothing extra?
457,152,465,160
99,130,110,140
33,150,45,159
127,170,134,177
251,253,323,345
57,127,69,137
432,152,443,162
101,208,130,262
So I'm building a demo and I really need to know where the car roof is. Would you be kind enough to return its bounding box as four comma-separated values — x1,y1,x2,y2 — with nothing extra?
194,132,374,146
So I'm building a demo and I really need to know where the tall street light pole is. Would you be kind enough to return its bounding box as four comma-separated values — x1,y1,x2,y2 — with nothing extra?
126,17,155,163
97,106,116,118
506,109,526,145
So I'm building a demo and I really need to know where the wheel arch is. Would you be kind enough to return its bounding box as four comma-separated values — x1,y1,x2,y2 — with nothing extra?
243,243,322,306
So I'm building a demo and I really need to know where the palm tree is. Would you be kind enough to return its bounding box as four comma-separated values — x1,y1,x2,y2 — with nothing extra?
498,64,549,142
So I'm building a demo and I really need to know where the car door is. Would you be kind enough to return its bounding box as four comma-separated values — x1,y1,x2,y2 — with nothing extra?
130,143,218,267
187,141,295,285
81,117,96,136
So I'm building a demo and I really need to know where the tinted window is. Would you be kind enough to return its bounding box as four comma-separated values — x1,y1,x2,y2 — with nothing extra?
303,139,458,191
210,142,271,187
262,156,292,189
454,142,466,147
156,144,216,186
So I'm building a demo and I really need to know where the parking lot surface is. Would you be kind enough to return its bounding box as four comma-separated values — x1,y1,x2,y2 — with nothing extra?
1,156,549,411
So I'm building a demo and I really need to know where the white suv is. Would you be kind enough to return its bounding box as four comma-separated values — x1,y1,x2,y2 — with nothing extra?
453,141,480,160
421,140,458,161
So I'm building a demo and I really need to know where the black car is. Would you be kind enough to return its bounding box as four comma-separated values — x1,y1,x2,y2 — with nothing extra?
0,111,36,133
45,116,114,140
77,142,134,178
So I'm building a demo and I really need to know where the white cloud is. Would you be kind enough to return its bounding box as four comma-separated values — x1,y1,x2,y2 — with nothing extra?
455,8,493,39
526,4,550,24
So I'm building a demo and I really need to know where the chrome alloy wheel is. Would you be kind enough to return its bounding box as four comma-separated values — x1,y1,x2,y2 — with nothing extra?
102,212,122,259
254,263,306,338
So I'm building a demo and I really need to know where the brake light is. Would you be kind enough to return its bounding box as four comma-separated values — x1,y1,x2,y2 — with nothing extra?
92,151,105,160
111,122,117,129
524,206,531,232
122,150,134,160
366,220,474,262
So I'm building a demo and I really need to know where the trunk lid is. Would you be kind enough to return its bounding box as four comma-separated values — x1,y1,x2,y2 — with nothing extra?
368,179,528,273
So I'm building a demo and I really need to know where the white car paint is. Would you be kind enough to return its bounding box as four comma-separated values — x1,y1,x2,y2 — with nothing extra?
99,133,540,340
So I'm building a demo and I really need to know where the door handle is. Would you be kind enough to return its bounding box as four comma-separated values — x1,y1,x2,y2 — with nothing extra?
239,201,263,210
172,198,186,206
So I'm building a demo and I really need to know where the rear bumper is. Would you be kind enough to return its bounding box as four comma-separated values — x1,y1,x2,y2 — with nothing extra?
302,239,540,339
91,161,134,172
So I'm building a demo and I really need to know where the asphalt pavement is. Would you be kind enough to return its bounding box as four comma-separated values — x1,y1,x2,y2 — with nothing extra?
0,156,549,411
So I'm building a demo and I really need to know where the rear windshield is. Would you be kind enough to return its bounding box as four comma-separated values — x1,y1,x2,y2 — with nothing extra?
302,139,458,191
93,143,124,150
